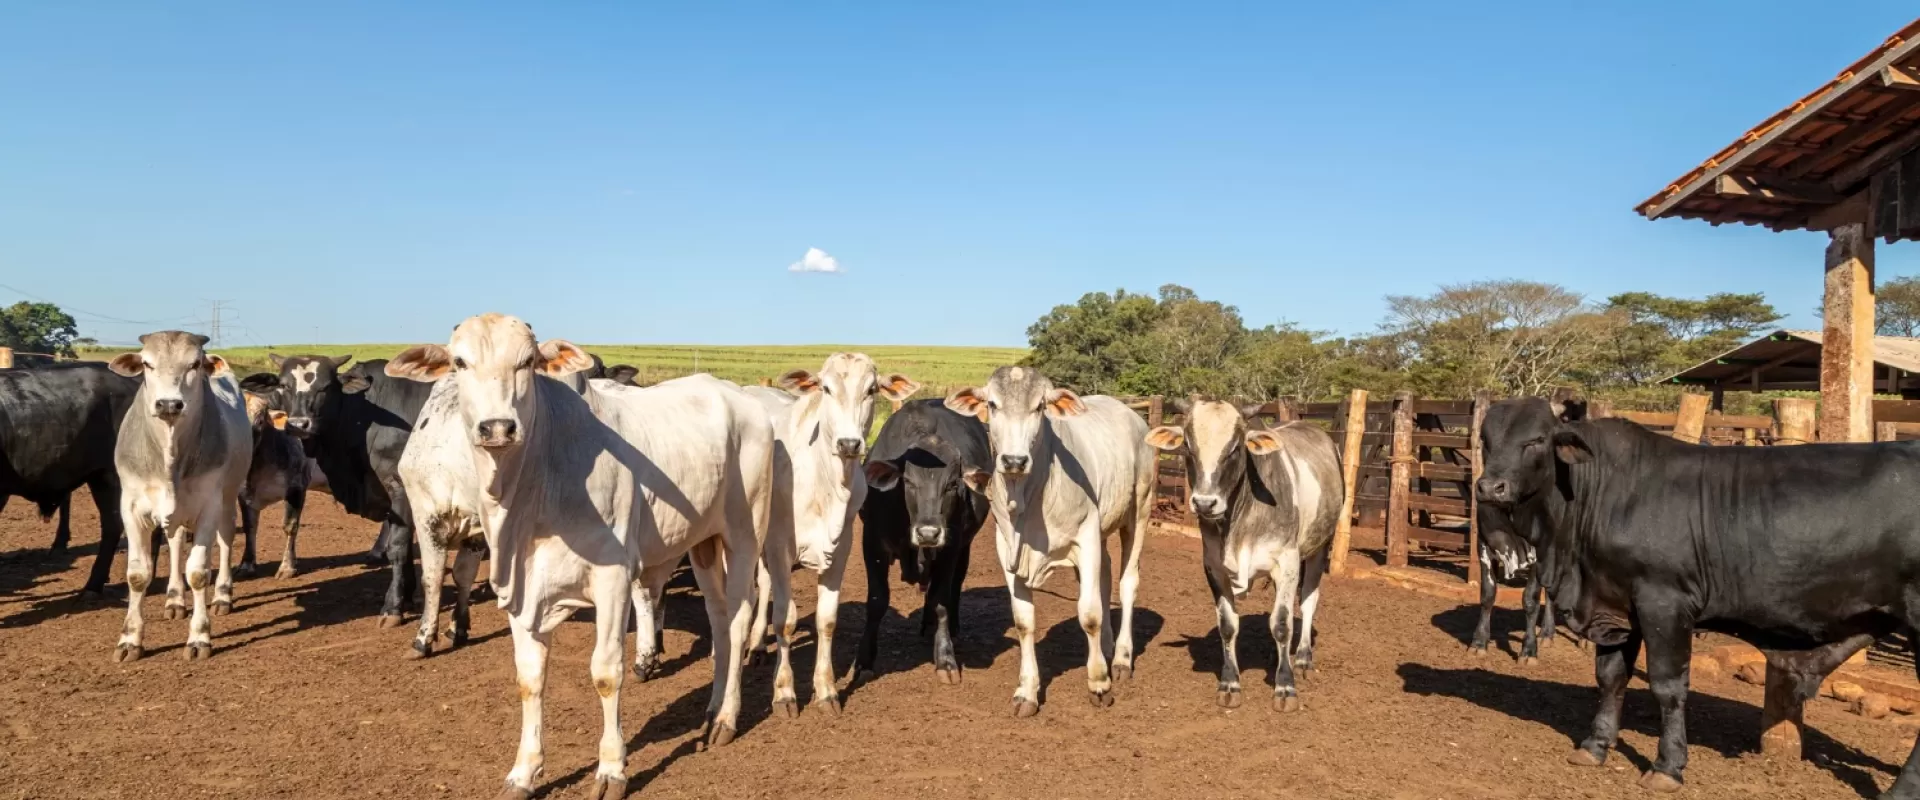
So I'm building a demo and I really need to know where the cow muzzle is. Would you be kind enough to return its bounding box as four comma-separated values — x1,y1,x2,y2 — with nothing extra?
912,525,946,549
999,454,1031,475
1475,477,1514,506
153,399,185,421
283,416,314,437
1191,493,1225,520
475,419,520,449
834,437,864,459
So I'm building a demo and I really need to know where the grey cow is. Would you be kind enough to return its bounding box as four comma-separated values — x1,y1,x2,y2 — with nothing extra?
1146,400,1343,711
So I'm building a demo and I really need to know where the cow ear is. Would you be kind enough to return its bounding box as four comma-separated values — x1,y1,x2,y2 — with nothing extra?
1165,397,1191,417
963,466,992,494
1238,402,1270,420
1552,429,1594,464
863,460,901,492
269,410,289,430
239,372,280,393
1245,429,1282,456
536,339,594,376
109,353,145,377
607,365,639,385
341,373,372,394
331,354,354,369
203,354,230,375
268,353,287,370
779,369,821,396
944,387,989,421
877,374,921,402
387,345,452,382
1043,388,1086,419
1144,426,1185,451
1556,399,1587,423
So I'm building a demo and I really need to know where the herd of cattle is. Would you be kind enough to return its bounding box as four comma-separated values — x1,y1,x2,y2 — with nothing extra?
4,314,1920,798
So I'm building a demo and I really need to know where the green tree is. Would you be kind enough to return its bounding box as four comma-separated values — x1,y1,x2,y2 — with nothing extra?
1879,276,1920,337
0,302,81,364
1382,280,1617,397
1022,288,1164,395
1594,291,1781,384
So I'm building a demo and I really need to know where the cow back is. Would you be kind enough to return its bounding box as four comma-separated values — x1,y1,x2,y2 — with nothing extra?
0,363,138,493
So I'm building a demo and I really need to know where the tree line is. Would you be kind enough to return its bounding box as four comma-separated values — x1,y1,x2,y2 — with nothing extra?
1020,279,1920,409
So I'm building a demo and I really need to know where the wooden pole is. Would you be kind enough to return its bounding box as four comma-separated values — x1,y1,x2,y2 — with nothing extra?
1878,421,1900,442
1672,393,1711,444
1760,664,1806,759
1710,387,1725,412
1147,395,1164,428
0,347,11,369
1820,210,1876,443
1386,391,1415,568
1466,390,1490,588
1330,388,1367,577
1773,398,1817,445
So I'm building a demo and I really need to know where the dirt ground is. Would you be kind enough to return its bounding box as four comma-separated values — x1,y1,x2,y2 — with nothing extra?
1,492,1912,799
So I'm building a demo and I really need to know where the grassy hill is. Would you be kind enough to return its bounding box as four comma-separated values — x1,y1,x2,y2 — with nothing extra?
77,343,1026,396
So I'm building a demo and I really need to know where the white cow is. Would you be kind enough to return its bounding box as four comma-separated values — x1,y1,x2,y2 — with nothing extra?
396,378,486,659
943,366,1153,716
386,314,772,800
740,355,919,717
108,331,253,663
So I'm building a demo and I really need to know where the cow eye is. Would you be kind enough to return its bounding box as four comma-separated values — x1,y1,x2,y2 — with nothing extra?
453,358,468,371
867,383,878,395
1520,437,1545,450
822,385,834,396
987,401,998,411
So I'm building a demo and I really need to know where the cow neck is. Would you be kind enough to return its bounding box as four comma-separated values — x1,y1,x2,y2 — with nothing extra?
142,379,218,483
787,396,854,501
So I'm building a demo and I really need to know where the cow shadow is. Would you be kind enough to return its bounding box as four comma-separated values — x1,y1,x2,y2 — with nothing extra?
1396,663,1898,798
1165,612,1320,680
838,586,1019,692
1430,604,1539,658
1028,607,1166,705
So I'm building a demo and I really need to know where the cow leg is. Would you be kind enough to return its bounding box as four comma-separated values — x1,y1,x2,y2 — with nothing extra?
50,495,72,552
112,502,153,663
1569,629,1643,768
748,561,775,665
1268,547,1303,712
1205,562,1242,708
182,514,218,660
277,490,305,579
1518,569,1543,665
587,571,632,800
1888,599,1920,800
366,519,393,566
693,536,757,747
236,498,259,578
855,536,891,682
1469,543,1495,656
931,545,966,684
1295,547,1328,673
163,526,189,621
811,553,849,714
1112,505,1146,682
409,528,450,659
82,474,124,597
1078,533,1115,708
210,506,236,616
1005,571,1041,717
449,537,482,649
1538,585,1558,646
377,514,413,628
765,559,800,719
631,563,673,682
1637,604,1695,792
501,622,551,799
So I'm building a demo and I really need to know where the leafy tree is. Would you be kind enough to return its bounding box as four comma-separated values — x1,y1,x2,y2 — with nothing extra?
1382,280,1616,397
1594,292,1781,384
0,302,80,364
1879,276,1920,337
1022,288,1164,395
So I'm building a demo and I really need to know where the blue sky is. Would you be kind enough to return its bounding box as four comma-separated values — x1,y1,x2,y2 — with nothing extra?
3,2,1917,348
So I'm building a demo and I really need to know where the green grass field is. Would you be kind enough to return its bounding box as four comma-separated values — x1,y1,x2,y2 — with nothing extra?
78,343,1027,397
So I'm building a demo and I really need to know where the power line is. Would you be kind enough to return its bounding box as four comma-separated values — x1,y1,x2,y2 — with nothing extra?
0,281,194,327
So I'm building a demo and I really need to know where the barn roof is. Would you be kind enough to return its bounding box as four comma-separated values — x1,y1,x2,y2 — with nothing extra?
1636,18,1920,234
1665,329,1920,391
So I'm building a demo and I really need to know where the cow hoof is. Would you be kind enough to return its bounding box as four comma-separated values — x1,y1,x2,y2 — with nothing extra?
856,668,878,685
1111,663,1133,683
1089,690,1114,708
1638,771,1683,793
164,606,185,621
275,565,298,580
774,698,800,719
816,696,843,716
1566,748,1605,767
77,588,108,606
1518,655,1539,667
1011,699,1040,718
376,614,403,629
408,640,432,660
111,644,144,663
493,785,533,800
450,630,469,649
1466,645,1488,658
1217,690,1242,709
1273,693,1302,713
706,723,736,748
210,600,232,617
935,666,961,686
585,775,628,800
183,643,212,661
235,563,257,579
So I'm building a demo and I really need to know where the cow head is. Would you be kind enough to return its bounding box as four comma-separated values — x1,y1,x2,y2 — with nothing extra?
1143,398,1276,522
245,353,357,438
384,313,594,450
865,442,989,550
780,353,918,461
109,331,228,425
1475,397,1585,510
945,366,1083,478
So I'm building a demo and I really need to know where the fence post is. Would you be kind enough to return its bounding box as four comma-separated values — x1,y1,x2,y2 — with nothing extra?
1147,395,1164,428
1467,390,1490,588
1386,391,1415,568
1878,421,1899,442
1773,398,1817,445
0,347,11,369
1331,388,1368,577
1672,393,1710,443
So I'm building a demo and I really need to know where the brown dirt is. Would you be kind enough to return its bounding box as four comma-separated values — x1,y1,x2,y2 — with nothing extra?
0,491,1911,799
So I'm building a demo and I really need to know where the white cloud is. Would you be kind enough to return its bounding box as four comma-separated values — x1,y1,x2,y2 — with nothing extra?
788,247,844,274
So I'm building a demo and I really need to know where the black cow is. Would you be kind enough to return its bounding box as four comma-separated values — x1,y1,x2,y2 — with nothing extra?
0,362,140,595
856,398,990,684
1468,398,1584,664
1479,397,1920,796
242,354,434,626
